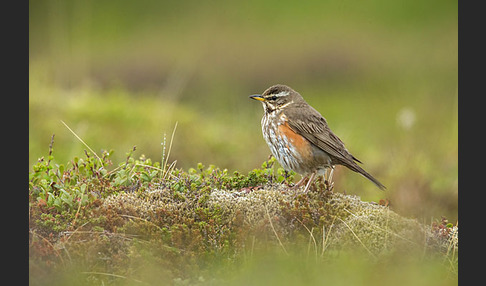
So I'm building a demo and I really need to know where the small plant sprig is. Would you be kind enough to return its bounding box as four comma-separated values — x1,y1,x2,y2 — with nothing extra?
29,135,111,213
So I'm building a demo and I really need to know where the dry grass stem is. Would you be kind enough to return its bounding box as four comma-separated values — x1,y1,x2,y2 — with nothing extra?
265,204,288,255
337,217,376,259
60,120,103,166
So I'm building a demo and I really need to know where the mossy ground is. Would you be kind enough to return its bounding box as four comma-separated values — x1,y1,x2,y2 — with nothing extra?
29,142,457,285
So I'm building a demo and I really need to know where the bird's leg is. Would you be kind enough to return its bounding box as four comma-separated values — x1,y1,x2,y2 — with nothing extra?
302,171,317,193
293,175,308,188
324,168,334,192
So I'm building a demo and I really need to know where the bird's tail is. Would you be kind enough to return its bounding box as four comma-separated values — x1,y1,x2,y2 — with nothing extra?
348,162,386,191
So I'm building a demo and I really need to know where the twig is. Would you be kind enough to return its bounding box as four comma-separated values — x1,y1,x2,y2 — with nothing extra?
60,120,103,166
264,205,288,255
46,134,55,174
124,146,136,170
162,160,177,181
71,192,85,228
296,218,317,259
135,163,164,172
343,208,415,244
163,121,178,175
321,216,336,257
337,217,376,258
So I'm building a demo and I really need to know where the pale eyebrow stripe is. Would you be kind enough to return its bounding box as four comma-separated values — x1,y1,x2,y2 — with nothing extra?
275,91,290,97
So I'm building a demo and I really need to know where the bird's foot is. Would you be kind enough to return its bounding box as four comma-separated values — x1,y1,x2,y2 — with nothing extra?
324,179,334,193
291,176,307,190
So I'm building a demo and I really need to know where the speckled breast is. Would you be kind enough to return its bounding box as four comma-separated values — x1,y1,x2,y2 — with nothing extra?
261,111,314,175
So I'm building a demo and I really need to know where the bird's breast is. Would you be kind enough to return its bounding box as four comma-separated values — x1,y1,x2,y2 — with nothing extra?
261,112,313,174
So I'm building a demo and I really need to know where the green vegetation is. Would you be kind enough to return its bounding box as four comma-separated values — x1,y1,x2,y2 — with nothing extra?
29,142,457,285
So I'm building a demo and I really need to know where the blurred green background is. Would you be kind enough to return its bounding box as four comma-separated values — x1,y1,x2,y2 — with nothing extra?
29,0,457,221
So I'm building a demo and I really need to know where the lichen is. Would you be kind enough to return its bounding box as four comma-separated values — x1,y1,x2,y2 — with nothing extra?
99,183,451,260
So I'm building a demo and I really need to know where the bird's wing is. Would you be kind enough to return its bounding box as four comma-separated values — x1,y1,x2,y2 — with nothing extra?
284,104,386,190
284,105,361,166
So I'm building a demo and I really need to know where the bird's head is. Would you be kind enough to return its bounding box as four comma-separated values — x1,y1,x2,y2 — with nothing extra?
249,84,304,113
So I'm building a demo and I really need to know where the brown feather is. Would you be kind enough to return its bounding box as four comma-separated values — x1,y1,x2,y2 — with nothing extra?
285,102,386,190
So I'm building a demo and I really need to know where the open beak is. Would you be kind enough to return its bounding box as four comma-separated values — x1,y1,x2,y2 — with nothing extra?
249,94,265,102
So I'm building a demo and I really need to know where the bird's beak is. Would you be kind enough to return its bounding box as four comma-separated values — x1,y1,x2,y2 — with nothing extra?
249,94,265,102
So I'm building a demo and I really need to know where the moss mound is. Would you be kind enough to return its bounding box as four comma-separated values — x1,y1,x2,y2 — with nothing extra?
100,184,451,259
29,149,457,285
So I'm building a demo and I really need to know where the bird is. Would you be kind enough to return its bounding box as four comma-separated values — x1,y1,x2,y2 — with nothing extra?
249,84,386,192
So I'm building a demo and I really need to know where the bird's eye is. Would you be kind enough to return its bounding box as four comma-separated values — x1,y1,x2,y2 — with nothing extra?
270,95,277,101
